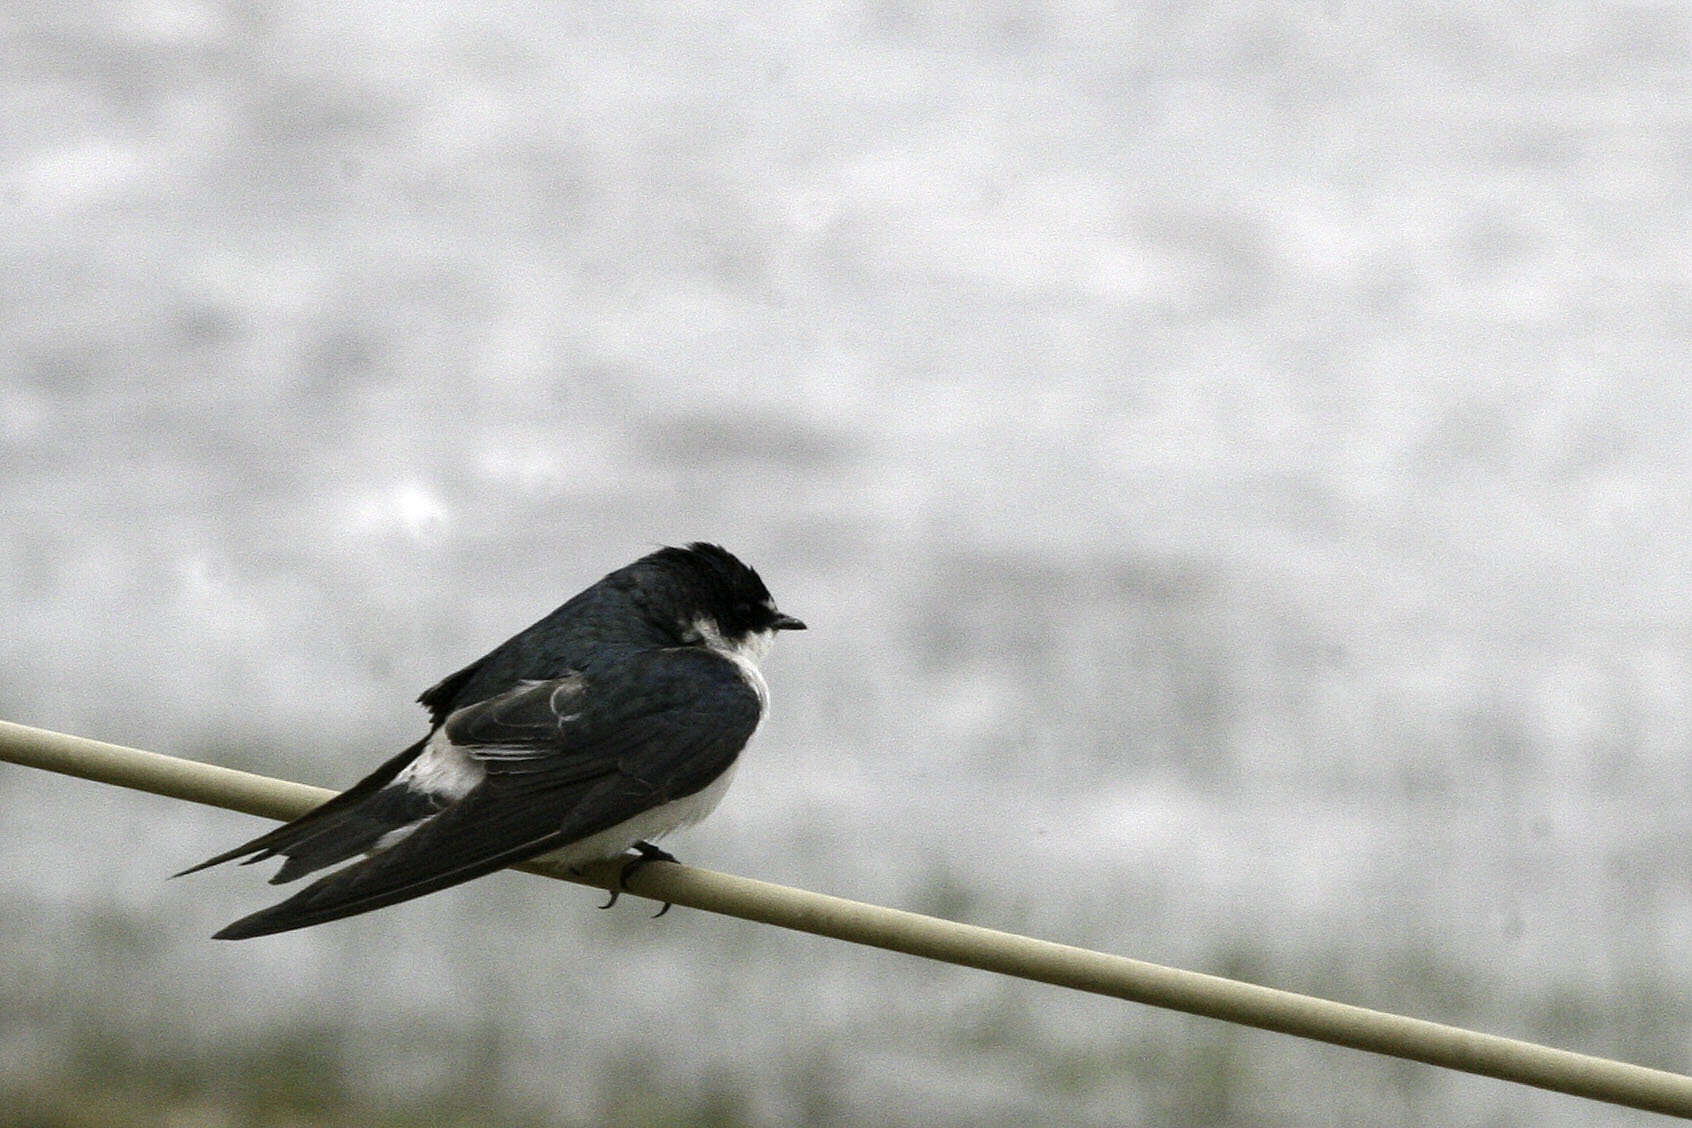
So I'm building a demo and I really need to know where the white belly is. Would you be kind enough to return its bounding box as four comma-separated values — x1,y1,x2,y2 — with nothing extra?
535,759,741,869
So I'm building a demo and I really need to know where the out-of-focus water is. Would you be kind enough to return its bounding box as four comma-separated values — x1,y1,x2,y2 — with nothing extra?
3,2,1691,1124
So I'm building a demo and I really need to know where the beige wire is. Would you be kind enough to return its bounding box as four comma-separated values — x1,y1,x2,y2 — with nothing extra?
3,717,1689,1119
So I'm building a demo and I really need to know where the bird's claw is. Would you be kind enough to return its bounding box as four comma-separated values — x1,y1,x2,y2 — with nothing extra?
598,841,678,915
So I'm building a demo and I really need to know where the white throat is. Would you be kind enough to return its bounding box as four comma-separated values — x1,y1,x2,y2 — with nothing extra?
692,615,774,707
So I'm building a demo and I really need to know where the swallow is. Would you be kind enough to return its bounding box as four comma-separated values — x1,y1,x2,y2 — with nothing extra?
180,543,803,938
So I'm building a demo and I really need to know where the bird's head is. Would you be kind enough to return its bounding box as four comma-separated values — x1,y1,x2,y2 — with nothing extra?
643,542,805,660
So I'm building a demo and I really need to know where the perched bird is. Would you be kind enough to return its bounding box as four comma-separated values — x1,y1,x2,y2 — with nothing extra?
180,543,804,939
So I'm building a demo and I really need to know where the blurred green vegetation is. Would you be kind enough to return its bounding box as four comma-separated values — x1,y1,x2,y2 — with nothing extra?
6,1025,552,1128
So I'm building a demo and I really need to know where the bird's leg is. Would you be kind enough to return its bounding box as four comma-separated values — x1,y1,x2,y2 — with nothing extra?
598,841,680,914
625,839,679,870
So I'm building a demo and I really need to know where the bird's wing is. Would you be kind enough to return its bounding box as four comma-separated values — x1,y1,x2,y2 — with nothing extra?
178,647,552,882
175,677,600,886
211,647,761,939
173,737,430,878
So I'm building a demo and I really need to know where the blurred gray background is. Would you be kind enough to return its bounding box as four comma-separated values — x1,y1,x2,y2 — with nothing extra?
4,1,1691,1125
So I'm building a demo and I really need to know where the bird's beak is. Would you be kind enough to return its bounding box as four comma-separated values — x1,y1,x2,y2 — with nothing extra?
771,613,806,631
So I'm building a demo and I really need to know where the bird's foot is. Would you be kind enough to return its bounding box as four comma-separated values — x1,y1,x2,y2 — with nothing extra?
599,841,679,916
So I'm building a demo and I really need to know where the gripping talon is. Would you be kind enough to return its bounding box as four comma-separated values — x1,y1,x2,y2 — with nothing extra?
599,841,678,914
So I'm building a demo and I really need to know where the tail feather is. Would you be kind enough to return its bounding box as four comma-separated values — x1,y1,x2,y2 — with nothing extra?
211,826,559,940
174,738,428,881
209,772,598,939
266,783,445,883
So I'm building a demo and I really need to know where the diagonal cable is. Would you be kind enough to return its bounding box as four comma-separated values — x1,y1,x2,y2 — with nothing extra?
2,717,1689,1119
